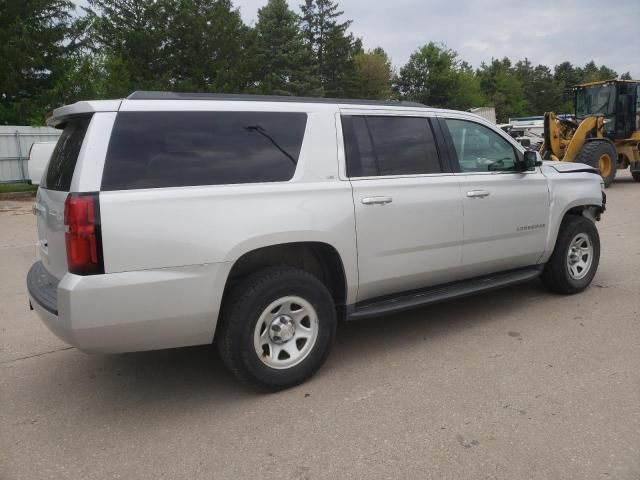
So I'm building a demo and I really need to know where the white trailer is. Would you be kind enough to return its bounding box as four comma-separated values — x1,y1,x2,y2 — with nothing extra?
0,126,60,183
468,107,497,124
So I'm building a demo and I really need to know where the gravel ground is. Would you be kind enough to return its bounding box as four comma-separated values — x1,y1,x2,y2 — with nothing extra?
1,171,639,480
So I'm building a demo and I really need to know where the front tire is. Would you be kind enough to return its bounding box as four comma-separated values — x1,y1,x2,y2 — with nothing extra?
541,215,600,294
576,140,617,188
217,267,336,392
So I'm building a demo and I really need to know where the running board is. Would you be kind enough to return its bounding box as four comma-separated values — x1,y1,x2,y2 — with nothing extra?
347,265,544,321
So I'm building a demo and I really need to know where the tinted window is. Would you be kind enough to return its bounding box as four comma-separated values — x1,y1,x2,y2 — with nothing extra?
342,115,441,177
445,119,517,172
102,111,307,190
342,116,378,177
42,116,91,191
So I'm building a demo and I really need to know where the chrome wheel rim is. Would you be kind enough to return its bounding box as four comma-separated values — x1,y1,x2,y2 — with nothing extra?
566,233,593,280
253,296,319,369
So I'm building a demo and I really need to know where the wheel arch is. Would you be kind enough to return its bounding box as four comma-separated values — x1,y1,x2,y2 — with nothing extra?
541,202,603,264
223,241,349,311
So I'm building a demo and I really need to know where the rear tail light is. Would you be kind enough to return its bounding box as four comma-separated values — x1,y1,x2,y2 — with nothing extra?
64,193,104,275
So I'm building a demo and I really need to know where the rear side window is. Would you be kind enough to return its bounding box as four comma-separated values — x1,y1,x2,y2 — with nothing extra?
42,116,91,191
101,111,307,190
342,115,441,177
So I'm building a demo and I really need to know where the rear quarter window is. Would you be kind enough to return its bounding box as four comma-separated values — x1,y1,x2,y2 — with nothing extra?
42,116,91,191
101,111,308,190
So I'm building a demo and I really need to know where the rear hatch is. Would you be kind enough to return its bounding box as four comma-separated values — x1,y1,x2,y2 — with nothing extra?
34,116,92,280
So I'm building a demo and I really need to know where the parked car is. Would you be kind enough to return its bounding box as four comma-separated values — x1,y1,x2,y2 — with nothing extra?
27,92,606,391
27,141,57,185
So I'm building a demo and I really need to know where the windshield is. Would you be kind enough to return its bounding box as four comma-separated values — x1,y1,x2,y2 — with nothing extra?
575,84,616,118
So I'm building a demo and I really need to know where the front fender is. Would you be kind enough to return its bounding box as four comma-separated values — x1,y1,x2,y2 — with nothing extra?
540,172,604,263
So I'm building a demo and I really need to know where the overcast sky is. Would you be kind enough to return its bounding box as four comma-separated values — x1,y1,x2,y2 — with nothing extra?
234,0,640,77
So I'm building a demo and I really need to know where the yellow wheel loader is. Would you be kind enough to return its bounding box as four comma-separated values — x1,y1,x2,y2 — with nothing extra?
540,79,640,187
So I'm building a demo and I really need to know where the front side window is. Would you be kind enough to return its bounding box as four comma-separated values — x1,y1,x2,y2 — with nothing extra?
342,115,441,177
101,111,307,190
444,119,517,173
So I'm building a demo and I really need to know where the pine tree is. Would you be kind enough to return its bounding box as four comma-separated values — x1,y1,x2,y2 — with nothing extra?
85,0,172,96
0,0,76,124
85,0,254,95
165,0,253,93
299,0,359,97
514,59,563,115
253,0,316,96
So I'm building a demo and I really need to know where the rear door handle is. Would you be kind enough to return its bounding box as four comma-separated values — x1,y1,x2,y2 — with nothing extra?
466,190,490,198
32,202,46,216
362,196,393,205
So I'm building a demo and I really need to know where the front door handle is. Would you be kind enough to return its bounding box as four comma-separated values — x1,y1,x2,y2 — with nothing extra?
362,196,393,205
466,190,490,198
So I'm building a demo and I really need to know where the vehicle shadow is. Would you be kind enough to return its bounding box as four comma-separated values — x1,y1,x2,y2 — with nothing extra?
27,278,552,417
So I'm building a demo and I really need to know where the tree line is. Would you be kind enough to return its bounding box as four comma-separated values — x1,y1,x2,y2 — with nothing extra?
1,0,634,125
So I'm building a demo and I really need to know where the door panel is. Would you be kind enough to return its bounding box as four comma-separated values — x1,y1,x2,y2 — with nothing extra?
459,172,549,277
441,116,550,276
352,176,463,302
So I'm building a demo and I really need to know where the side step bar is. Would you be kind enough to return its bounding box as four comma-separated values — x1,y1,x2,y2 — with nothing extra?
347,265,544,321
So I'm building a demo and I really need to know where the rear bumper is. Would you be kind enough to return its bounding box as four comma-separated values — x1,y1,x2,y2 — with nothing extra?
27,261,231,354
27,261,59,315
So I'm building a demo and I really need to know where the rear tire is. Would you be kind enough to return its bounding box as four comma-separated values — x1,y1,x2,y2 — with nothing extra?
217,267,336,392
576,140,617,188
541,215,600,294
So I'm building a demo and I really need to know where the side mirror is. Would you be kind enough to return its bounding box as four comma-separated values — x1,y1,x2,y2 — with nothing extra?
516,151,543,171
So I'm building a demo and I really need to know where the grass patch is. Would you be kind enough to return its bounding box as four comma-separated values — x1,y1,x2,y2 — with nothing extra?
0,183,38,194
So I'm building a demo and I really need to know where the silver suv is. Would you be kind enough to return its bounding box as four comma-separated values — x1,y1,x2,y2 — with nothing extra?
27,92,606,391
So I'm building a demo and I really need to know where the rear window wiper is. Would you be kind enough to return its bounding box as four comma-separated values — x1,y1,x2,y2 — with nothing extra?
245,125,297,166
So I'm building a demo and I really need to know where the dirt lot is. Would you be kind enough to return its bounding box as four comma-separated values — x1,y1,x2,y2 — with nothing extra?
1,172,639,480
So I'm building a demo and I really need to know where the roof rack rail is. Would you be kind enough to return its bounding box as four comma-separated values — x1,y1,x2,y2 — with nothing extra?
127,91,428,108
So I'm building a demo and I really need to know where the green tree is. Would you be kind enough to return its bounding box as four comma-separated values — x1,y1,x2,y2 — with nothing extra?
582,61,617,82
552,61,623,113
0,0,77,124
396,42,484,110
553,61,583,113
346,47,393,99
85,0,253,96
49,52,105,106
165,0,253,93
514,59,563,115
84,0,172,96
449,61,485,110
397,42,459,106
477,58,527,122
253,0,316,96
300,0,360,96
554,62,583,87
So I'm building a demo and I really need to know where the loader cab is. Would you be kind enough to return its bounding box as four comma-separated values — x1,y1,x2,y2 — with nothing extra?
574,80,640,140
